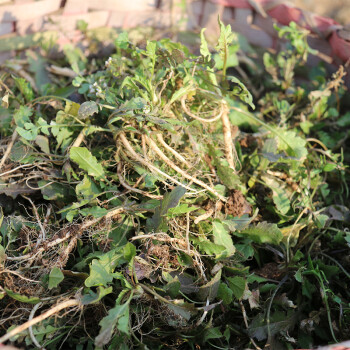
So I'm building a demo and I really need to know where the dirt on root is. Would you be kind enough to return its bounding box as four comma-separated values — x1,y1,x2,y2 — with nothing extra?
224,190,252,217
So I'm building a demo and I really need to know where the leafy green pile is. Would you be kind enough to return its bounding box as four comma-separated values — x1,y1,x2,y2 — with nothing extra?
0,20,349,350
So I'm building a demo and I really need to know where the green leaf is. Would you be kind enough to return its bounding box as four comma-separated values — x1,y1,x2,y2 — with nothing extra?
276,129,307,159
16,123,38,141
146,40,157,60
217,282,233,305
13,106,32,126
198,269,222,301
5,288,41,304
13,76,34,101
227,276,246,300
216,16,235,64
70,147,105,179
80,206,108,218
196,240,226,256
0,244,6,265
248,310,297,341
48,267,64,289
229,77,254,109
81,286,113,305
164,277,181,298
170,83,194,105
115,31,129,49
167,204,198,218
76,175,100,200
35,135,50,154
203,327,222,342
237,222,283,245
85,259,114,287
123,242,136,262
37,117,50,135
78,101,98,120
200,28,211,59
147,186,186,232
212,220,235,256
214,44,238,69
38,181,73,201
95,300,130,347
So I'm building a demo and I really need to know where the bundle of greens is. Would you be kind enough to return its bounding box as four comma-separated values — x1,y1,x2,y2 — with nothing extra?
0,19,349,349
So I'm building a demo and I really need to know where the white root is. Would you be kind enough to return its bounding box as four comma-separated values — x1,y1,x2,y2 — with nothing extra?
0,299,82,344
145,135,226,202
181,96,224,123
155,133,190,167
118,132,197,194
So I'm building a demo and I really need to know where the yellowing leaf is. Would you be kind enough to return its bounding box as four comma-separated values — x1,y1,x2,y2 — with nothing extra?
281,223,306,247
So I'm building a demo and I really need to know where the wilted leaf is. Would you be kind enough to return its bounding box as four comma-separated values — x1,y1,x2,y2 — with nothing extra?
281,223,306,247
197,269,222,301
0,183,36,199
78,101,98,119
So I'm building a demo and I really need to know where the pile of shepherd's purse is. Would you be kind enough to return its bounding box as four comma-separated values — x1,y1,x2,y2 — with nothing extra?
0,20,349,350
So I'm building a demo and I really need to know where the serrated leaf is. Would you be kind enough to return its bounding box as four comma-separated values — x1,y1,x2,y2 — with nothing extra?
229,77,255,109
48,267,64,289
115,31,129,49
70,147,105,179
216,16,235,63
13,106,33,127
13,76,34,101
200,28,211,59
237,222,283,245
217,282,233,305
212,220,235,256
16,125,38,141
78,101,98,119
227,276,246,300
